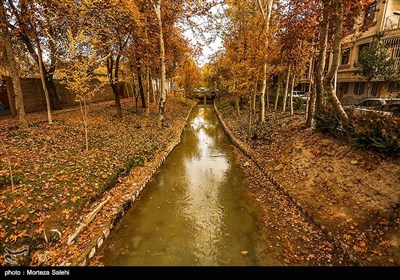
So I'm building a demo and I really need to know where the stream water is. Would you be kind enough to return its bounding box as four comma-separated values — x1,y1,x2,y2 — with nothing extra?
100,105,265,266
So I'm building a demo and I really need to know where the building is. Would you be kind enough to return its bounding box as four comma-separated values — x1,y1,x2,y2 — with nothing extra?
300,0,400,105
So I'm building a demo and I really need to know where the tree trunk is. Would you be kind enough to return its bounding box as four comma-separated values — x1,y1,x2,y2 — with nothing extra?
252,91,256,114
146,68,151,115
290,75,295,115
259,62,267,122
150,79,156,103
151,79,157,103
235,95,240,116
275,75,282,110
248,96,252,142
155,78,160,104
325,0,349,126
125,82,130,99
45,75,61,110
36,36,53,124
154,2,167,128
79,98,89,152
316,5,329,114
137,63,146,109
0,3,28,129
130,80,135,106
132,74,139,112
258,0,274,123
305,77,316,127
107,54,122,120
112,83,122,120
282,65,291,112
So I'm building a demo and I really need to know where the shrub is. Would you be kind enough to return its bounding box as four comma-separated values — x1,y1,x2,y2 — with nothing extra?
315,106,346,137
351,112,400,155
294,98,305,111
316,106,400,156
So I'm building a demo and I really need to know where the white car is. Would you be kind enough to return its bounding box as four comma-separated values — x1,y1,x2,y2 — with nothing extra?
344,98,390,116
291,91,308,100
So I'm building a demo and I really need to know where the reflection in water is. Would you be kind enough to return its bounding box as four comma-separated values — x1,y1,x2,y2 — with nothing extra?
101,105,261,266
184,107,229,265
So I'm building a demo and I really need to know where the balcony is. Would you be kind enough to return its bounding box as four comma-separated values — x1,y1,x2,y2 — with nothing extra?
384,15,400,31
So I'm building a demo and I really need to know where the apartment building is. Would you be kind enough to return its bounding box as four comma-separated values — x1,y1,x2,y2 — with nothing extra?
300,0,400,105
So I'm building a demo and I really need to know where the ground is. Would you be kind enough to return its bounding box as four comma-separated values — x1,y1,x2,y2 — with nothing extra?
232,146,350,265
0,96,195,265
216,97,400,266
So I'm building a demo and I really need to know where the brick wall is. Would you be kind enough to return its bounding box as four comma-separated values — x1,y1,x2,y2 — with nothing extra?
4,78,128,114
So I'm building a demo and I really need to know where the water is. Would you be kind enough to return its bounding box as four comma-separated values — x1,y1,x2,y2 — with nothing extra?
100,105,263,266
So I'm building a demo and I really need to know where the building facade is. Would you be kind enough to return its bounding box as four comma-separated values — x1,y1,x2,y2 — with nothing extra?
300,0,400,105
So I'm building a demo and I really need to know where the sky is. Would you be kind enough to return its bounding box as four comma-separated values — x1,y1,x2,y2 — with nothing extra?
183,29,223,67
180,1,226,67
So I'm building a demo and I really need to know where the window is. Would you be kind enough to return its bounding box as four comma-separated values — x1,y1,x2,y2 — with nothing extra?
384,38,400,70
339,83,349,95
388,81,400,93
341,48,350,65
356,100,381,108
369,100,382,108
371,82,379,97
354,82,365,95
364,1,377,25
357,100,371,107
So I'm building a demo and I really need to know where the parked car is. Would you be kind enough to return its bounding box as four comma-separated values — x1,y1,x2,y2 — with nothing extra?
381,101,400,117
291,91,308,100
344,98,390,115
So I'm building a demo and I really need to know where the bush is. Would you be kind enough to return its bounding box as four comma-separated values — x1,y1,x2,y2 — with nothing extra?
316,106,400,156
294,98,305,111
315,106,346,137
351,112,400,155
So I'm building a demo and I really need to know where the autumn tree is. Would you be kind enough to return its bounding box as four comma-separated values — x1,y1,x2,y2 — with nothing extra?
58,30,104,152
279,0,320,117
323,0,372,129
177,56,201,99
256,0,275,122
5,0,72,111
0,1,28,129
150,0,173,127
85,0,142,121
147,0,193,126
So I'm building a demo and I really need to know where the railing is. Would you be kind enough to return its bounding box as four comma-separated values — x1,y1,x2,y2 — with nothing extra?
384,37,400,70
384,15,400,31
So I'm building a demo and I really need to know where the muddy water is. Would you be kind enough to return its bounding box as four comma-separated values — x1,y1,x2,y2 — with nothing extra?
100,105,265,266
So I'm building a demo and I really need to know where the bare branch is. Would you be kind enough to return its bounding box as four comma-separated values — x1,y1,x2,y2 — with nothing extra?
257,0,266,20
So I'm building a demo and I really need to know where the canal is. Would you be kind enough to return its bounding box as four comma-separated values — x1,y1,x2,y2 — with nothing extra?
100,105,265,266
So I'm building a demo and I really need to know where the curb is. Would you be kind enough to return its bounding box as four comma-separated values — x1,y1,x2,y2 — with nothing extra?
213,102,360,266
68,103,196,266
